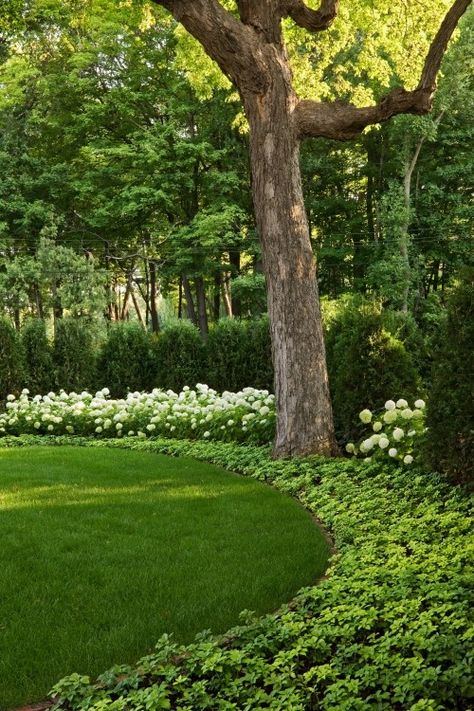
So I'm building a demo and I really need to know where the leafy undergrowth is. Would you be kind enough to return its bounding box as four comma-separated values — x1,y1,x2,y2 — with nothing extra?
3,435,473,711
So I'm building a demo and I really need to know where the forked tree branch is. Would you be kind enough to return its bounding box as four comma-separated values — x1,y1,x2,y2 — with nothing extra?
295,0,472,140
284,0,339,32
149,0,267,93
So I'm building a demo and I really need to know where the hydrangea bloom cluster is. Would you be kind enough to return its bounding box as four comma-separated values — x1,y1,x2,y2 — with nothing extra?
0,386,275,445
346,398,426,465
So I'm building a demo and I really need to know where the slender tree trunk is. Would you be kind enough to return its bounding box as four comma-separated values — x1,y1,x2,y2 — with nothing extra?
243,73,337,457
194,275,209,338
120,274,133,321
33,284,44,319
142,257,150,327
149,260,160,333
213,272,221,321
131,288,146,328
432,260,440,292
182,274,198,326
222,276,233,317
229,250,241,317
178,276,183,319
401,111,445,312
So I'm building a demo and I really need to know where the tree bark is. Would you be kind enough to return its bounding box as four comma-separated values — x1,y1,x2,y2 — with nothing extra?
131,287,146,328
182,274,198,326
222,275,233,317
213,272,221,321
242,47,337,457
149,259,160,333
195,275,209,338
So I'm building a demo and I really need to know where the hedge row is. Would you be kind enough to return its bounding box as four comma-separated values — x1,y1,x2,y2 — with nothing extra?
0,318,273,400
3,435,473,710
1,314,419,436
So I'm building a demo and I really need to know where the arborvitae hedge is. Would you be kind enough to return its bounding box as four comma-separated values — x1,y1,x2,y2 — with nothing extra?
325,305,421,440
425,269,474,485
21,319,54,395
96,323,155,397
206,317,273,392
152,321,205,392
0,318,24,401
53,318,96,392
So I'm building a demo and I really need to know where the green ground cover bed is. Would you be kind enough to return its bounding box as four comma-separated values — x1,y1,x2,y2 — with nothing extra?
0,445,329,710
1,436,473,710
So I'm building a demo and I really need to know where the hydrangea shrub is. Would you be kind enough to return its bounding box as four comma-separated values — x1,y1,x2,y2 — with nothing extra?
0,385,275,445
346,397,426,465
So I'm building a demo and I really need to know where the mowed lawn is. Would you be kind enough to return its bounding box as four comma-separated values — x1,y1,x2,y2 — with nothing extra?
0,446,329,709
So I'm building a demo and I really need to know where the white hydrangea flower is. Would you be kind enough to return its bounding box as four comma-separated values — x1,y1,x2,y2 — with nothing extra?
388,448,397,457
345,443,355,453
359,409,372,424
414,399,425,409
403,455,414,465
384,400,396,411
383,410,397,424
393,427,404,441
401,408,413,420
378,436,389,449
396,399,408,408
6,394,15,401
360,438,374,453
372,421,383,432
203,431,210,438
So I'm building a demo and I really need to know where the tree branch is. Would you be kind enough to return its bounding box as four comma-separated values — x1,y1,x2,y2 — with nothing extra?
295,0,471,140
149,0,268,94
284,0,339,32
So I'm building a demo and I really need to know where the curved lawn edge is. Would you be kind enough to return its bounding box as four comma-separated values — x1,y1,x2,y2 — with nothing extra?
2,435,473,711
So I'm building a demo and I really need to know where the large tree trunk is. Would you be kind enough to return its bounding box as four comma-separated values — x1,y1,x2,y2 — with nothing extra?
242,61,338,457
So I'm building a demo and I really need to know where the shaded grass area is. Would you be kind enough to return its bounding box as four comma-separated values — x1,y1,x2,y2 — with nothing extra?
0,446,329,709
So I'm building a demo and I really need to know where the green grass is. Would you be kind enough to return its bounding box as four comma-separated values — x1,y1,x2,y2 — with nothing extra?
0,446,329,710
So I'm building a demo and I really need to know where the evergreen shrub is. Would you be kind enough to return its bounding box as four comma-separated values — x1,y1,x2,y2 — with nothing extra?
53,318,96,392
21,318,54,395
96,323,155,397
425,269,474,485
152,321,205,392
245,317,273,390
206,317,272,392
325,304,421,440
0,318,24,401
